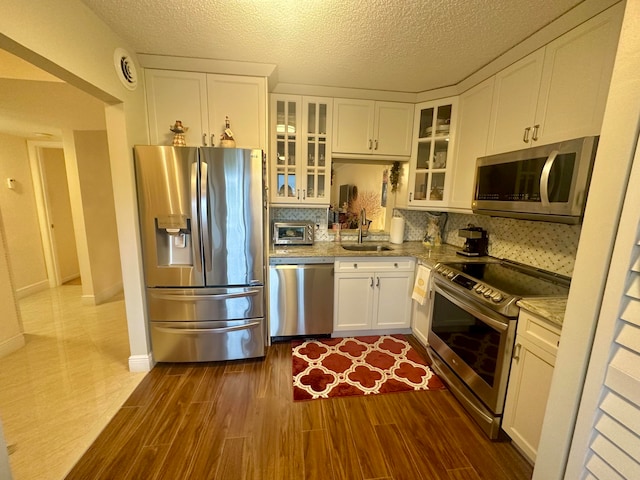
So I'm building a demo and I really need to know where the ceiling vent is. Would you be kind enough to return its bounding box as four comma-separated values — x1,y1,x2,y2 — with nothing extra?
113,48,138,90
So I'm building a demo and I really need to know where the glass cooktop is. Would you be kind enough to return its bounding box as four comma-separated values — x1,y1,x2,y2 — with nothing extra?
443,261,571,297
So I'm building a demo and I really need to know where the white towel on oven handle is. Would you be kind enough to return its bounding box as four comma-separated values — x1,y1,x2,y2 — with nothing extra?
412,264,430,305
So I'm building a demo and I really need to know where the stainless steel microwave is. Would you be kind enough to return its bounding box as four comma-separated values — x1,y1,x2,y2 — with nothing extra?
272,221,315,245
472,136,599,224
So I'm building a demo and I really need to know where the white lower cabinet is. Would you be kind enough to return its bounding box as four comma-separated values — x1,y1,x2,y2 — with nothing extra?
334,258,415,333
503,309,561,463
410,263,432,347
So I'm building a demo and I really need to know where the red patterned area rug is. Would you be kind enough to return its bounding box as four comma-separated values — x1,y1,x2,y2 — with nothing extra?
292,334,446,400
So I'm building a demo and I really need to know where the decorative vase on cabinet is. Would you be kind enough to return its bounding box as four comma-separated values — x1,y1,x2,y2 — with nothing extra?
408,98,457,208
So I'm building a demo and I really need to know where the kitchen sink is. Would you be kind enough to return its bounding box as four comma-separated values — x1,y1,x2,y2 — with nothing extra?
341,244,392,252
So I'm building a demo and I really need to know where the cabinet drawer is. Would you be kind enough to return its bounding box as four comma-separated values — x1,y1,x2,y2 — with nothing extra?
335,257,415,273
517,310,561,355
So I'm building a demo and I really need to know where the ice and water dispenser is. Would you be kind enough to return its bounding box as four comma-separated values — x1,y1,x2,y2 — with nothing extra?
155,213,193,266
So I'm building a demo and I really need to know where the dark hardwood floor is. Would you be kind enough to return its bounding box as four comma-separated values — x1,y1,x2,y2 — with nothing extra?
65,337,533,480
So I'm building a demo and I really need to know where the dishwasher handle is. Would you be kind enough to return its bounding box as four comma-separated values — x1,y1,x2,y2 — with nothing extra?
271,263,334,271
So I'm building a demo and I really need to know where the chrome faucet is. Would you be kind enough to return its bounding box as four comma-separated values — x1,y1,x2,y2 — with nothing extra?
358,208,367,243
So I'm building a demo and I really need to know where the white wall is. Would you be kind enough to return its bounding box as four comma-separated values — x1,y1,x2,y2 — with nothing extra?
534,0,640,477
0,133,48,296
0,419,12,480
73,130,123,303
0,209,24,359
0,0,152,369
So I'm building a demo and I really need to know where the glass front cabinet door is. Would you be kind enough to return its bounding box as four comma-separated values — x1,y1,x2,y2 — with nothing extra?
408,98,457,208
272,95,299,202
270,95,332,205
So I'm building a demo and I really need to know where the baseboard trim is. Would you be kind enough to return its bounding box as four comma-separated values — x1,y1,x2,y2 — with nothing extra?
15,280,49,299
81,282,124,306
332,328,412,338
128,353,154,372
94,282,123,305
61,273,80,284
0,334,25,359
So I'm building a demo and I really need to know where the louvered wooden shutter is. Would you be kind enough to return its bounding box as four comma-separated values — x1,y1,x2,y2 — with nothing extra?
583,225,640,479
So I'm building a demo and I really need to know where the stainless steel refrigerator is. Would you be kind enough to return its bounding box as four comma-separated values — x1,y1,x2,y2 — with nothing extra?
134,146,266,362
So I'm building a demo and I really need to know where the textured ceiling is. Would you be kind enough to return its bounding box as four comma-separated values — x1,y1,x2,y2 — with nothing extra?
80,0,585,93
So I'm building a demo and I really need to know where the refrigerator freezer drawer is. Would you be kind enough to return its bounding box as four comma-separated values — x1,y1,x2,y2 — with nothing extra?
147,286,264,322
151,319,265,362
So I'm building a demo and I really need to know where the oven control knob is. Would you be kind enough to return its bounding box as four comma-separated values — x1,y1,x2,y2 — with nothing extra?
447,272,455,279
483,289,493,298
476,285,486,294
491,292,504,303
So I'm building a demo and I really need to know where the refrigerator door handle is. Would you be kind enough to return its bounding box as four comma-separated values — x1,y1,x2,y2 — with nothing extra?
190,162,203,273
200,161,212,272
150,289,261,301
155,321,261,334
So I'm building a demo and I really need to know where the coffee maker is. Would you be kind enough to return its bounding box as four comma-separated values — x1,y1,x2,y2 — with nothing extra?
456,225,488,257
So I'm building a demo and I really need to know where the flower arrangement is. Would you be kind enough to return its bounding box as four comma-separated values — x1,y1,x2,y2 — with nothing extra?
390,161,400,192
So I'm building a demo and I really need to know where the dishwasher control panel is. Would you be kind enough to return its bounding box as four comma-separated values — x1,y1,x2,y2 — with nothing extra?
269,256,334,265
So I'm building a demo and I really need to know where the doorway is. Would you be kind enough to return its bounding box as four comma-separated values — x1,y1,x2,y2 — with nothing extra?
28,143,80,289
0,48,142,479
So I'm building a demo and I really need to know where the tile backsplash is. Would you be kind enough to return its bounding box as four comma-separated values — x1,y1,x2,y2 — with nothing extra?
441,213,580,277
270,207,581,277
270,207,330,241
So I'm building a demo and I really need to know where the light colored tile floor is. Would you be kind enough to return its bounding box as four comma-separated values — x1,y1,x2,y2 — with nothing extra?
0,284,146,480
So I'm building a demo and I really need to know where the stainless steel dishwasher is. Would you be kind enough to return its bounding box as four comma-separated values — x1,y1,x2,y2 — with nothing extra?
268,257,334,337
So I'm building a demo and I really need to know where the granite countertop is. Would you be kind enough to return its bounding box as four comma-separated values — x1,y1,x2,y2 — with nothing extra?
270,240,567,326
517,297,568,328
269,241,470,268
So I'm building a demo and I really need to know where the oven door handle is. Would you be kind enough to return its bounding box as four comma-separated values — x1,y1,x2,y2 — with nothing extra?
433,280,510,332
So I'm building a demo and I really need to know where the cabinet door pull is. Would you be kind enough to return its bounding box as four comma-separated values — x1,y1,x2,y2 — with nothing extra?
374,139,378,150
375,277,380,287
202,133,208,146
370,277,374,287
532,124,540,142
353,263,358,269
394,263,398,268
409,192,413,202
297,189,300,200
512,343,522,361
303,189,306,200
211,134,215,146
368,139,372,150
523,127,531,143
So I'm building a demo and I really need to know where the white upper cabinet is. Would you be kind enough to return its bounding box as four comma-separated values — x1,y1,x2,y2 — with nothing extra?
448,77,495,212
487,50,544,154
332,98,414,158
486,4,623,154
533,4,622,146
374,102,415,156
407,97,457,209
206,74,267,149
145,70,209,147
270,94,332,205
145,69,267,149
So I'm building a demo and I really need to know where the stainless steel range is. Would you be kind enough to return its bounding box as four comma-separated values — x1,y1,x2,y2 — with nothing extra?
427,259,570,439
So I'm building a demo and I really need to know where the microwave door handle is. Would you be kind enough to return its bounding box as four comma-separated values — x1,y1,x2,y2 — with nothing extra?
191,162,202,273
200,161,212,272
540,150,559,207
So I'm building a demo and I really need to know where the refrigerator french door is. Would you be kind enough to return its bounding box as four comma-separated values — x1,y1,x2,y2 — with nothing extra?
134,146,265,362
